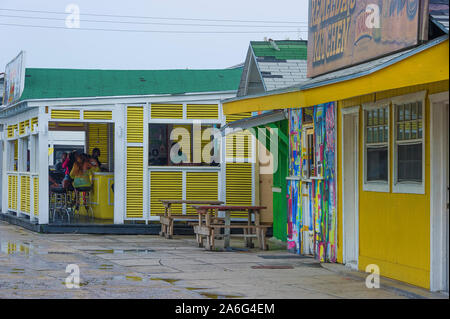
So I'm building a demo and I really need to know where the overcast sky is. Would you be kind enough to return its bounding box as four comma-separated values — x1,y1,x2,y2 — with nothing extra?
0,0,309,70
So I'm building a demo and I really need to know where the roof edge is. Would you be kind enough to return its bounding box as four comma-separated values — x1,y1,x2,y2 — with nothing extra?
223,35,449,105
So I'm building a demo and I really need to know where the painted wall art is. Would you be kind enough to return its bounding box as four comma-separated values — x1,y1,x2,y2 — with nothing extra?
287,102,337,262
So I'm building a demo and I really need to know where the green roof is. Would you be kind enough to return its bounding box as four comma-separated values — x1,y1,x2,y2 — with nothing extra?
20,67,243,100
250,40,307,60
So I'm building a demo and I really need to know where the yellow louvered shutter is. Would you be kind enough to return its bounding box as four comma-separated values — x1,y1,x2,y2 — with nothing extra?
226,163,253,217
20,176,30,214
88,123,108,164
226,112,252,124
31,118,38,132
151,104,183,119
19,120,29,135
186,172,218,215
187,104,219,119
8,176,13,209
226,130,253,159
127,106,144,143
150,172,183,216
51,110,80,119
33,177,39,216
226,113,253,160
14,140,18,171
84,111,112,120
7,124,17,138
126,147,144,218
8,175,18,210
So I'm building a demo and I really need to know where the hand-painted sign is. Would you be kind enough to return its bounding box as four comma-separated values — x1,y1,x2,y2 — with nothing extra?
307,0,425,78
3,51,26,106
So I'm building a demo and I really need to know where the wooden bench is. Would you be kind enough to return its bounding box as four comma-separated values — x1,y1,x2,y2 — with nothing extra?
191,205,270,251
159,200,224,239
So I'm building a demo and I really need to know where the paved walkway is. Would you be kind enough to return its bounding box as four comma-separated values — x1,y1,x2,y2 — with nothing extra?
0,221,445,299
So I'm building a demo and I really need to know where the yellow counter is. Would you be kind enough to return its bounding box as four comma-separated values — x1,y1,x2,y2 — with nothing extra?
91,172,114,220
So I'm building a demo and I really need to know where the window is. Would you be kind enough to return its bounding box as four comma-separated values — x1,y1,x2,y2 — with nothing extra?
363,104,389,192
148,124,220,167
302,107,314,125
393,98,425,194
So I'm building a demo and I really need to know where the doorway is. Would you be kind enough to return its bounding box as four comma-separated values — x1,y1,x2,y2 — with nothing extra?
342,108,359,269
430,94,449,293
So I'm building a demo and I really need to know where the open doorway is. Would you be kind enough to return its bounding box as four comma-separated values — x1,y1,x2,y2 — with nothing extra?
342,108,359,269
48,122,115,224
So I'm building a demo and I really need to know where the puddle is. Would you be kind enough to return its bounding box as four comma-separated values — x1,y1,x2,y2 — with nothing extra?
85,249,154,255
258,255,311,259
0,240,34,256
199,292,242,299
111,275,147,282
151,278,180,285
251,265,294,269
47,251,74,255
61,281,88,287
10,268,25,274
85,249,115,255
99,264,114,270
186,287,208,291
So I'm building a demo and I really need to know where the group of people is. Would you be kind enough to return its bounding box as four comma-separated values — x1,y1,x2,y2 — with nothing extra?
50,148,102,190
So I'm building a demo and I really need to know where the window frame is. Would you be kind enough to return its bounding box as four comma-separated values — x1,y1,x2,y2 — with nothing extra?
391,91,426,194
362,100,390,193
148,123,221,167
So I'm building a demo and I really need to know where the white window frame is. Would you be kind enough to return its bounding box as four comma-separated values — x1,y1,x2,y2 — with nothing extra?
362,100,390,193
391,91,426,194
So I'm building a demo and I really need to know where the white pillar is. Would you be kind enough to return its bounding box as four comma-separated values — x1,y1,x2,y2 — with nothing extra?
0,130,4,213
2,137,11,214
113,104,125,224
38,110,49,225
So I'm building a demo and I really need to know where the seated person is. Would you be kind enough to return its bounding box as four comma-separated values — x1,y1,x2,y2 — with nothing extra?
87,155,101,173
70,153,93,189
55,152,67,173
91,148,101,167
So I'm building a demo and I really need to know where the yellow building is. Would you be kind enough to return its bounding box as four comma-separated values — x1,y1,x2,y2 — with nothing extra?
223,32,449,291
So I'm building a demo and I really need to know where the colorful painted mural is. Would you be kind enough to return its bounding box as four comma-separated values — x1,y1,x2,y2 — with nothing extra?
287,102,337,262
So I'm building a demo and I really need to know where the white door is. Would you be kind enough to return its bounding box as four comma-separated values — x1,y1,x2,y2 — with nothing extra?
430,98,449,293
343,111,359,269
444,104,449,293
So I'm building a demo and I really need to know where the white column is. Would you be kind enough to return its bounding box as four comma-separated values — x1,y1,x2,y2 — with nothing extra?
143,102,149,222
38,110,49,225
0,130,5,213
113,104,125,224
2,138,11,214
30,134,38,222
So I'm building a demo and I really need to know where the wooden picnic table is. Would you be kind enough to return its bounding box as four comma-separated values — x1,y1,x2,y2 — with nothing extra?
190,205,269,251
159,200,224,239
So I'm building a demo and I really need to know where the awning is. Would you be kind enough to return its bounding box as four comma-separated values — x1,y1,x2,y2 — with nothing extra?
222,35,449,115
221,109,287,135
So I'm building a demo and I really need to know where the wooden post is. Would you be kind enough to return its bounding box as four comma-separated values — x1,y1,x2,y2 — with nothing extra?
224,210,231,248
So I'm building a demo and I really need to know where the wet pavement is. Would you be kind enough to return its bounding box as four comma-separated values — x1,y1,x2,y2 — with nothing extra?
0,221,445,299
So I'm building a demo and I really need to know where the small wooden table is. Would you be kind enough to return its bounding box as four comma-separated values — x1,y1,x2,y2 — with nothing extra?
191,205,269,251
159,200,224,239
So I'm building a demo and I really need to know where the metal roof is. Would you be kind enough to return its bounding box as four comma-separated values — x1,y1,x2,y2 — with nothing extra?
17,67,243,101
237,40,308,96
224,35,449,104
430,0,449,33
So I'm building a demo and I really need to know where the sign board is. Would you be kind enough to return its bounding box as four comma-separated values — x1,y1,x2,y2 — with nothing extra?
307,0,427,78
3,51,26,106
